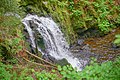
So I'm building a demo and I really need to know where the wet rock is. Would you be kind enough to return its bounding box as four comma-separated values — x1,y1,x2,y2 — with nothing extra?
4,12,21,18
42,54,70,66
23,28,28,32
78,28,102,38
29,44,36,54
70,42,99,68
23,29,29,39
77,39,84,46
78,59,89,69
111,43,120,48
70,43,91,53
81,44,91,51
42,53,56,63
55,58,70,66
29,20,38,29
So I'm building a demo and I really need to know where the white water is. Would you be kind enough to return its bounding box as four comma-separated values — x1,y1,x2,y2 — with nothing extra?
22,14,86,71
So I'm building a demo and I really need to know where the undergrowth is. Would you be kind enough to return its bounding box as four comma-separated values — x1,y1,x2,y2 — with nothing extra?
68,0,120,33
0,56,120,80
0,15,24,63
0,0,24,63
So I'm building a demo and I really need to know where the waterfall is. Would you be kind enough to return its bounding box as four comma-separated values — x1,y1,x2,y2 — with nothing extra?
22,14,87,71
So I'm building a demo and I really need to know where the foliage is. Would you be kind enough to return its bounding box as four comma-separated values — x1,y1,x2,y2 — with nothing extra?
0,0,20,15
79,59,120,80
0,56,120,80
57,57,120,80
58,65,81,80
35,71,59,80
114,34,120,46
0,62,34,80
0,62,59,80
19,0,120,44
0,0,24,62
0,62,13,80
0,0,24,70
0,13,23,62
68,0,120,33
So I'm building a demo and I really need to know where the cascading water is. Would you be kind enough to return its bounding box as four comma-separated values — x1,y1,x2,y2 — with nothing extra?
22,14,87,71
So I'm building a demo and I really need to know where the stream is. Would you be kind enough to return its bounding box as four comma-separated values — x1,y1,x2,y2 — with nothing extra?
84,28,120,62
22,14,120,71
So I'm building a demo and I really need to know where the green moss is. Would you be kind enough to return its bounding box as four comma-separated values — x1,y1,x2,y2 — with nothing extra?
19,0,120,44
19,0,77,44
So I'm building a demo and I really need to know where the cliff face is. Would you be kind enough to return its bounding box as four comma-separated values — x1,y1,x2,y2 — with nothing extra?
19,0,120,44
19,0,77,44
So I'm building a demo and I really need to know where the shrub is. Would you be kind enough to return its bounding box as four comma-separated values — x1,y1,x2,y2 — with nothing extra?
68,0,120,33
0,62,13,80
35,71,59,80
0,16,23,62
0,0,20,15
114,34,120,46
0,62,34,80
0,56,120,80
57,57,120,80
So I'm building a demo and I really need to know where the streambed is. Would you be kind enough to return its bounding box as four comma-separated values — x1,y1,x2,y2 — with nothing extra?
84,28,120,62
72,28,120,63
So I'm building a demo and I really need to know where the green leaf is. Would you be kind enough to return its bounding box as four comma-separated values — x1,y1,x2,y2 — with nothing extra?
57,65,62,71
63,66,67,71
115,34,120,38
52,69,56,73
67,66,73,71
60,71,67,76
114,39,120,44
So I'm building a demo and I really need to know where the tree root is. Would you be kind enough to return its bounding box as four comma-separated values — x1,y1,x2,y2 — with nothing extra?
23,50,57,68
23,57,57,70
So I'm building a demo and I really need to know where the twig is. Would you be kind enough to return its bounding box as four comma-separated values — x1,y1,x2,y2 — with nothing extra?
23,57,57,70
24,49,56,67
15,57,23,64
